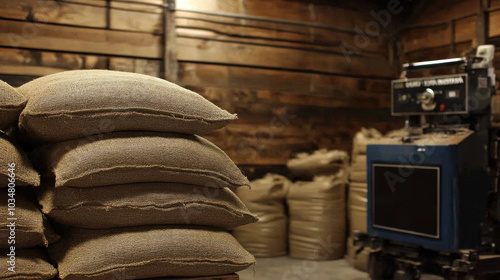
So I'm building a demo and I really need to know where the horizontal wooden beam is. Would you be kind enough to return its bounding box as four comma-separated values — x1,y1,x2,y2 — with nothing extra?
176,37,396,78
178,62,390,95
402,16,477,53
0,0,163,33
196,87,389,109
0,19,162,58
176,0,372,31
0,47,162,76
175,18,387,55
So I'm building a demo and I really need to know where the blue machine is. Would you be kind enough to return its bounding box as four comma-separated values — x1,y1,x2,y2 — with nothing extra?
358,45,500,280
367,130,489,252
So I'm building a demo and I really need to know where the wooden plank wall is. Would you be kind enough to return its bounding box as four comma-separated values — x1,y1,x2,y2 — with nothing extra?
491,0,500,94
398,0,500,95
0,0,402,170
173,0,401,168
0,0,164,79
0,0,163,84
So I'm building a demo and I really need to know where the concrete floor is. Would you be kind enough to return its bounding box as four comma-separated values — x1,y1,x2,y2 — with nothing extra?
238,257,445,280
239,257,369,280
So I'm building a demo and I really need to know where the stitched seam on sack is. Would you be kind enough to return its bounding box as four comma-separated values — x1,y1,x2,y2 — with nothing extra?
0,272,54,279
23,108,236,123
0,174,39,186
58,165,248,188
63,259,254,278
51,201,250,217
0,228,44,233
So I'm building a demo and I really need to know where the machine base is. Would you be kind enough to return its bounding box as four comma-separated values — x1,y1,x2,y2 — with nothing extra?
355,233,500,280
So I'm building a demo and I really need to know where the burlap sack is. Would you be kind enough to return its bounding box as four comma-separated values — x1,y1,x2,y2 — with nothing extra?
38,182,257,230
348,182,368,235
0,248,57,280
233,173,290,257
349,155,367,183
0,190,58,249
0,81,26,130
351,128,383,157
287,149,349,179
345,237,369,272
385,128,409,138
51,226,256,280
18,70,237,142
32,132,249,188
0,133,40,187
287,172,347,260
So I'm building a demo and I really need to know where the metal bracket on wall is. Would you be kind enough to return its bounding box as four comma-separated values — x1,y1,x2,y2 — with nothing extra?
167,0,175,11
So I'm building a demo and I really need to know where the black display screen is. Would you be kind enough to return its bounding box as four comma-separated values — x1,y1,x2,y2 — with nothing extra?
372,164,440,239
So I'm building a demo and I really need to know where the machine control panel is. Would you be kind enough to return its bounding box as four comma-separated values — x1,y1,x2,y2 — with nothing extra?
392,74,468,115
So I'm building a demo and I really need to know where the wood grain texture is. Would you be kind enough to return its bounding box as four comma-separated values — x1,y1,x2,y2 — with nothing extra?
0,0,163,33
175,17,387,54
410,0,478,26
189,84,399,165
177,0,372,31
0,0,106,28
402,16,476,54
110,8,163,33
399,0,499,96
398,0,480,81
202,108,401,165
490,10,500,37
176,37,396,78
176,0,243,14
0,48,161,77
492,0,500,9
0,19,162,58
178,63,390,108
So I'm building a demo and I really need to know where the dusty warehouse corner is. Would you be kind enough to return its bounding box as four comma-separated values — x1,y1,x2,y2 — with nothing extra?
0,0,499,279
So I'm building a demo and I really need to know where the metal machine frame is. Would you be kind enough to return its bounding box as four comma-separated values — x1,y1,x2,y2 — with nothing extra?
355,45,500,280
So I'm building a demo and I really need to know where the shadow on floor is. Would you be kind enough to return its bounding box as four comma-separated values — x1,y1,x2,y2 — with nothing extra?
238,257,369,280
238,257,446,280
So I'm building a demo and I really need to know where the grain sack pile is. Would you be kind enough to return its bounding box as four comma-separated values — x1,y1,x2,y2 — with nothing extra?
346,128,383,272
0,132,58,280
0,81,27,131
287,149,349,179
17,70,257,280
287,171,348,260
233,173,291,257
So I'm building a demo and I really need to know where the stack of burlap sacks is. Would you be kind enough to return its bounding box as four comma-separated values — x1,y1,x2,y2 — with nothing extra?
287,150,349,260
345,128,383,272
233,150,349,260
9,70,258,280
0,82,58,280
